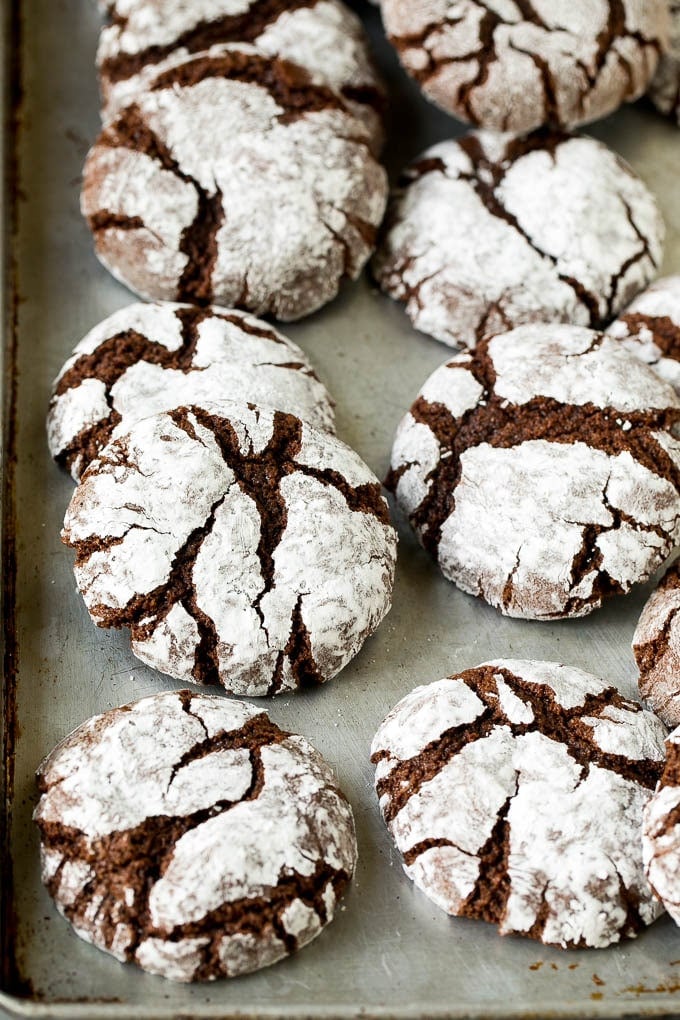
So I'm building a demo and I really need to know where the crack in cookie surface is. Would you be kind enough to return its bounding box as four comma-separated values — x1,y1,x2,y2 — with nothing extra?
35,691,357,981
633,559,680,727
387,326,680,619
607,276,680,395
83,49,387,319
383,0,667,132
97,0,386,137
100,0,322,83
372,660,666,948
47,303,335,480
373,131,663,347
63,405,396,695
374,665,661,824
642,727,680,925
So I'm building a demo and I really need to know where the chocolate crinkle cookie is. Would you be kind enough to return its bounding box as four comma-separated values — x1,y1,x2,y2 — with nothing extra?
381,0,669,133
62,403,397,695
34,690,357,981
81,46,387,319
649,0,680,125
372,659,667,948
643,725,680,926
96,0,385,150
607,276,680,395
372,129,664,348
387,324,680,620
47,301,336,482
633,559,680,728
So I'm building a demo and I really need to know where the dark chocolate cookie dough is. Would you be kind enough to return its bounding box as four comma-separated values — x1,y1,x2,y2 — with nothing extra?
388,325,680,619
381,0,669,132
97,0,385,148
62,403,397,695
633,559,680,727
643,725,680,927
47,301,335,480
608,275,680,395
82,47,387,319
373,130,664,348
372,659,666,947
34,690,357,981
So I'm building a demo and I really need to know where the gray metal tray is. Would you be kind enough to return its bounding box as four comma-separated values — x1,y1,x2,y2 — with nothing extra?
3,1,680,1016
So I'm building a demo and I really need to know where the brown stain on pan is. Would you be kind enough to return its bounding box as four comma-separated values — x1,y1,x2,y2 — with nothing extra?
1,0,26,999
624,979,680,995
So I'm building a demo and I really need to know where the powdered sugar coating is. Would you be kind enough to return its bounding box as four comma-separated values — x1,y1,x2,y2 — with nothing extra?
82,46,387,320
382,0,669,132
373,130,664,349
47,301,336,481
34,690,357,981
643,726,680,926
633,560,680,727
97,0,385,148
372,659,666,948
607,276,680,395
388,324,680,619
649,0,680,124
62,403,397,695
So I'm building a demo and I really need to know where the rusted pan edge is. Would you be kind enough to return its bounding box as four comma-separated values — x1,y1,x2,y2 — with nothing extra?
0,0,25,1011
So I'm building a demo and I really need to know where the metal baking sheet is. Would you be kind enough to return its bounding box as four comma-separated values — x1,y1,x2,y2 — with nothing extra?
3,1,680,1016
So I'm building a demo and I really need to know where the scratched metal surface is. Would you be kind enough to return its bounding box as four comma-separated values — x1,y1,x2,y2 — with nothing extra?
3,1,680,1017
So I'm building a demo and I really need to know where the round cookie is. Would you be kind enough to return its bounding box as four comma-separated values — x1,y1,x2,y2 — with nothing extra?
47,301,336,481
381,0,669,133
607,276,680,395
387,324,680,620
34,689,357,981
62,403,397,695
633,560,680,727
642,725,680,926
371,659,667,948
373,130,664,348
81,46,387,320
96,0,385,150
649,0,680,125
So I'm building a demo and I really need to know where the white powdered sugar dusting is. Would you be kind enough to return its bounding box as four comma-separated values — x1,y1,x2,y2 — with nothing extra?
389,324,680,619
47,301,336,480
82,47,387,320
34,691,357,981
489,326,678,411
633,562,680,727
62,404,397,695
607,276,680,395
381,0,669,132
373,132,664,349
372,660,667,948
643,726,680,925
97,0,384,147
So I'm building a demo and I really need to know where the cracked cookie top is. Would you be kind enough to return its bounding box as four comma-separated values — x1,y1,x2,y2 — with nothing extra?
387,324,680,620
372,130,664,348
642,725,680,926
381,0,669,133
633,559,680,727
62,403,397,695
34,689,357,982
47,301,336,482
96,0,385,149
371,659,666,948
649,0,680,124
81,46,388,320
607,276,680,395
